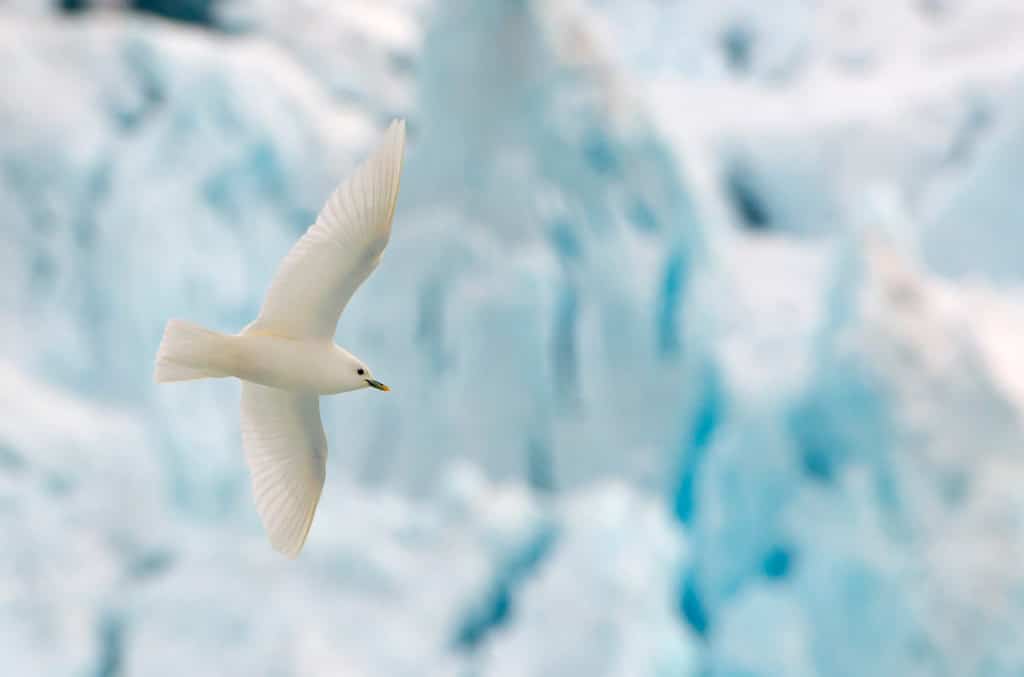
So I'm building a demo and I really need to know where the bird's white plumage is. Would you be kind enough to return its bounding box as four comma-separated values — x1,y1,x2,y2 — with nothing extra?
241,382,327,558
156,119,406,558
241,120,405,556
247,118,407,339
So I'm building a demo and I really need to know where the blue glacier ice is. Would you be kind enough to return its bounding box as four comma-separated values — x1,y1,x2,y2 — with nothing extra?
2,1,1024,675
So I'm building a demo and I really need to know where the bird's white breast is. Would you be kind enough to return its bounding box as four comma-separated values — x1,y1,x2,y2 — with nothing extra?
231,333,353,394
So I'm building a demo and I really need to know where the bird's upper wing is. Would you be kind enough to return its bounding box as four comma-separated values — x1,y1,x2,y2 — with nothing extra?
241,382,327,558
247,119,406,339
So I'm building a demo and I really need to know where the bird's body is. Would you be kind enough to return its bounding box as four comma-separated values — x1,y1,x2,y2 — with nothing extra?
154,120,406,558
232,332,361,394
159,326,373,394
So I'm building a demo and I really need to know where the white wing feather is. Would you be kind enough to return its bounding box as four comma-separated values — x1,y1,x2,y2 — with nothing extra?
241,383,327,558
247,119,406,339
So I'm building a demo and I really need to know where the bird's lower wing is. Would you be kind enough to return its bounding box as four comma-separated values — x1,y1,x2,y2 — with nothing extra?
240,383,327,558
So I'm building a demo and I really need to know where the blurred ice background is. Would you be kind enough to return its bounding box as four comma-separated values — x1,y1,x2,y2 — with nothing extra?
2,0,1024,675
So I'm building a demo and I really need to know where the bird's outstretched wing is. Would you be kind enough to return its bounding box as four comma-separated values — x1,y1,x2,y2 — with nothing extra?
247,119,406,339
241,382,327,558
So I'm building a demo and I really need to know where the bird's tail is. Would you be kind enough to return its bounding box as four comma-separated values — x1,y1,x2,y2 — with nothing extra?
154,320,236,383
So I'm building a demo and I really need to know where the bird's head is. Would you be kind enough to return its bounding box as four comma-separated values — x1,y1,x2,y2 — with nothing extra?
342,354,389,392
331,347,389,393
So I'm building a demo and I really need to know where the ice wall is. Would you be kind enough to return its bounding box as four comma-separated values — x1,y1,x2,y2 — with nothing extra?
2,1,1024,676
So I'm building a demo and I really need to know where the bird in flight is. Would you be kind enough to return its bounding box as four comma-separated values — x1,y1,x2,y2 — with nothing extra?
154,119,406,558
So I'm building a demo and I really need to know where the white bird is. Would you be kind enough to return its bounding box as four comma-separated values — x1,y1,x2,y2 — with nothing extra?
154,119,406,558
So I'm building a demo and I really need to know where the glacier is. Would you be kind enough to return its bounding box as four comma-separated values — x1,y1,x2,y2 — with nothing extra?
2,1,1024,675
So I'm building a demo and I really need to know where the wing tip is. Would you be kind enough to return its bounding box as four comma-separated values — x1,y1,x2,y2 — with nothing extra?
307,115,407,249
386,117,407,158
267,512,314,559
274,542,303,560
261,479,322,560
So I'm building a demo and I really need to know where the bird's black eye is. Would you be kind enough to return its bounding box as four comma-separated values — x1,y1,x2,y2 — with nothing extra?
357,368,365,375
